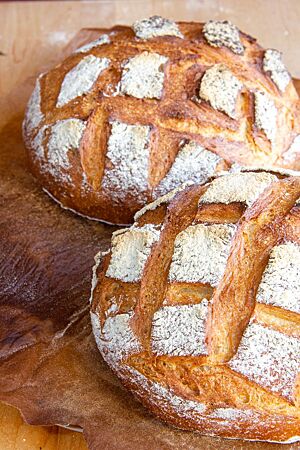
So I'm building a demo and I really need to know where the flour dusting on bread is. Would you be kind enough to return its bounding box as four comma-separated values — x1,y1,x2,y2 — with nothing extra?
75,34,110,53
151,301,208,356
169,224,236,286
120,52,168,99
24,17,300,225
106,224,160,282
91,168,300,441
209,408,260,421
133,16,183,40
101,121,151,202
32,125,48,161
199,64,243,118
229,321,300,401
254,91,277,142
283,135,300,163
24,78,43,133
154,141,221,197
200,172,278,205
47,118,86,178
256,242,300,314
56,55,110,107
91,311,141,368
263,49,290,92
203,20,244,54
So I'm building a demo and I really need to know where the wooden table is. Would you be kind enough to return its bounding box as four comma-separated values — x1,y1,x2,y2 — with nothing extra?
0,403,87,450
1,1,300,448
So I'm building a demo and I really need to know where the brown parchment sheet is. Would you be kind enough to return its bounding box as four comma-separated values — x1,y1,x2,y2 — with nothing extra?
0,29,300,450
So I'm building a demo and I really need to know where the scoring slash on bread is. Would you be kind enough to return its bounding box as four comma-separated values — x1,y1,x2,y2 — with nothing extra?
91,168,300,443
23,16,300,224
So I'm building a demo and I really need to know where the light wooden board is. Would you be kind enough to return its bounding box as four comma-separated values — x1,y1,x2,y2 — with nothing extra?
0,402,87,450
0,1,300,449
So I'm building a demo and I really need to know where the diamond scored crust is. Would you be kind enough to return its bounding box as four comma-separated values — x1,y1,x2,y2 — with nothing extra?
199,64,243,119
168,223,236,286
154,141,222,198
32,118,86,184
75,34,111,53
203,20,244,54
133,16,183,40
24,16,294,230
254,91,277,142
105,224,160,282
200,172,278,205
257,242,300,314
263,49,291,92
24,77,43,133
23,15,299,436
96,171,300,422
101,121,151,203
120,52,168,99
56,55,110,107
229,321,299,401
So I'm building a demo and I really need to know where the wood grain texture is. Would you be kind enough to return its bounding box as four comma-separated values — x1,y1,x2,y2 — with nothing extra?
0,1,300,449
0,403,87,450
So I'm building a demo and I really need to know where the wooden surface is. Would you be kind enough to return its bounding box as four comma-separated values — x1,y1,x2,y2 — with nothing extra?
1,1,300,449
0,403,87,450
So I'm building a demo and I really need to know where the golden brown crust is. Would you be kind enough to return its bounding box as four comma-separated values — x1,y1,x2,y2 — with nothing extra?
131,184,207,349
91,169,300,442
208,177,300,363
23,19,300,224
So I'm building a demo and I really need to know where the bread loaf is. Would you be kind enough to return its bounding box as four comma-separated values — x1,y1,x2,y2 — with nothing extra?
91,169,300,442
23,17,300,224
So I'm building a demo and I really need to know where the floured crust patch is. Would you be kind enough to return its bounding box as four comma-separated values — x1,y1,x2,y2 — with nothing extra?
200,172,278,206
209,407,260,421
229,321,300,401
203,20,244,55
254,91,277,142
101,121,151,202
256,242,300,314
199,64,242,119
283,135,300,163
105,224,160,282
154,141,222,198
168,223,236,286
120,52,168,99
151,301,209,356
32,125,48,161
133,16,183,40
24,77,43,134
47,119,86,180
91,311,141,369
263,49,291,92
75,34,110,53
56,55,110,107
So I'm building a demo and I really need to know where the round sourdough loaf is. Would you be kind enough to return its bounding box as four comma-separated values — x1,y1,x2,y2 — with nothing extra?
23,16,300,224
91,169,300,442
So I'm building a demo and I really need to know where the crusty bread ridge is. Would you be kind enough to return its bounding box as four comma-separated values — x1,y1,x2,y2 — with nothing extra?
91,168,300,442
23,17,300,224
